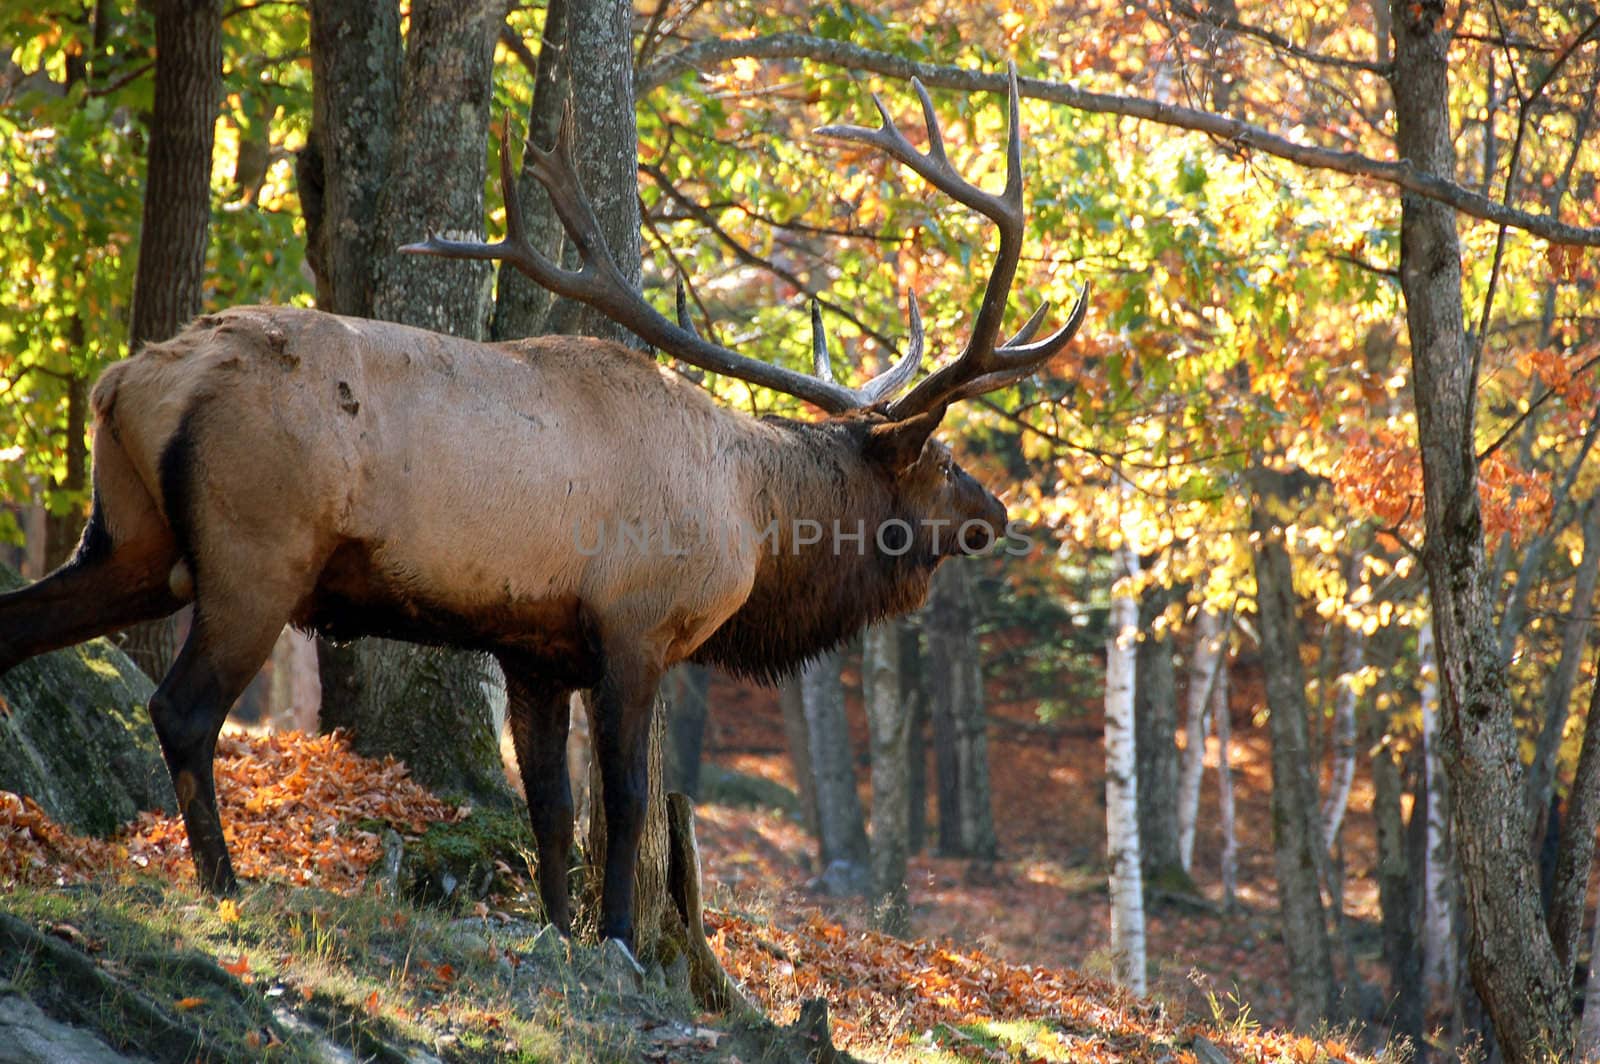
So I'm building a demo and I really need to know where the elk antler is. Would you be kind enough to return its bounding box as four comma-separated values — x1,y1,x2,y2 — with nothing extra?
402,109,923,415
815,62,1088,419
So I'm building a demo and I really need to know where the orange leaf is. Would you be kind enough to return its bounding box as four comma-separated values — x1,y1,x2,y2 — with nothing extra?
221,955,251,977
175,997,205,1011
435,963,456,984
364,990,380,1015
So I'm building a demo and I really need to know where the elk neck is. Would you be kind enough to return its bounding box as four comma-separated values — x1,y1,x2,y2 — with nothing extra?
690,413,938,684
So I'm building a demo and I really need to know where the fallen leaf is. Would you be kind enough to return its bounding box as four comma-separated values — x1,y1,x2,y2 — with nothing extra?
217,899,241,924
221,955,251,977
175,997,205,1011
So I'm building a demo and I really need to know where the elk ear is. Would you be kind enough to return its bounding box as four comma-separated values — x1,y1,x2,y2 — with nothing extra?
863,405,947,471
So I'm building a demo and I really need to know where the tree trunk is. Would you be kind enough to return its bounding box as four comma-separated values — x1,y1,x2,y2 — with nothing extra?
118,0,223,680
1213,645,1237,907
1524,499,1600,829
1135,584,1183,882
926,561,997,861
1105,542,1146,995
492,0,641,345
801,649,870,895
1546,653,1600,981
901,618,928,855
1178,608,1222,873
779,679,819,841
1366,677,1423,1044
308,0,511,812
1250,475,1336,1026
864,621,910,936
1580,892,1600,1058
129,0,222,351
1390,4,1571,1056
1320,581,1364,850
1418,618,1456,1016
664,664,711,799
316,644,511,807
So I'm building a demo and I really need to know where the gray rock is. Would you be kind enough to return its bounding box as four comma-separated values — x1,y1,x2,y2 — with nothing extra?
596,938,645,995
0,990,147,1064
0,566,173,836
1192,1035,1231,1064
526,924,568,965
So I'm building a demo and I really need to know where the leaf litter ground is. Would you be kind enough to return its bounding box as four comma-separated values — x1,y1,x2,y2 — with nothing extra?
2,707,1376,1062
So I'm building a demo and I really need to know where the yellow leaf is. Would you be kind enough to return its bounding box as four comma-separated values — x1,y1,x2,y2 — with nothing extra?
217,899,240,924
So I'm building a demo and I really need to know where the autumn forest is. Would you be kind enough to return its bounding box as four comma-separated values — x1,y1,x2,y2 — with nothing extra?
2,1,1600,1061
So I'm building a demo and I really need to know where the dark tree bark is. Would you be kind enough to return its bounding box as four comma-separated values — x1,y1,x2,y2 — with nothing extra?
1250,473,1336,1027
1134,583,1184,882
800,649,870,894
664,664,711,798
302,0,513,809
1546,653,1600,981
1389,3,1571,1057
42,369,88,574
492,0,641,344
118,0,223,680
300,0,400,318
901,617,928,854
129,0,222,351
1366,680,1423,1044
925,561,997,861
1523,499,1600,830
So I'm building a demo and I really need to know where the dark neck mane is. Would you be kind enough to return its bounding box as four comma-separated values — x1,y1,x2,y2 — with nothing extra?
689,418,939,684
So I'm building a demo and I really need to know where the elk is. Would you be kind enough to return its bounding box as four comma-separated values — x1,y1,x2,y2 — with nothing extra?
0,66,1084,952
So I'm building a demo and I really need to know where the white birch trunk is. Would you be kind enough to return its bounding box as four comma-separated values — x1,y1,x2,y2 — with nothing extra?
1213,651,1237,908
1319,622,1364,849
1419,618,1455,1010
1178,608,1222,872
1105,540,1146,995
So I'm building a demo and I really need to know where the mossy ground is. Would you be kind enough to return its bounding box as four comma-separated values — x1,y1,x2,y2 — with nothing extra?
1,877,819,1063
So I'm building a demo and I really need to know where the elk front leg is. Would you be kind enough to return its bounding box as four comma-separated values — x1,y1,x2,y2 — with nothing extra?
591,647,662,953
499,658,575,933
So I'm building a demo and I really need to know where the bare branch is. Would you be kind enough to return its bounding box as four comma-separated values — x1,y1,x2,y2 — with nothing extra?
1165,0,1391,75
638,33,1600,246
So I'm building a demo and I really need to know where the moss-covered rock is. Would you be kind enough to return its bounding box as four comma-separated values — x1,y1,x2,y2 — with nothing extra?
363,806,535,908
0,564,173,836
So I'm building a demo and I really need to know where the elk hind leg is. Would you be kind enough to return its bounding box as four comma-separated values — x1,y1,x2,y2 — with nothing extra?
500,658,576,932
150,520,316,893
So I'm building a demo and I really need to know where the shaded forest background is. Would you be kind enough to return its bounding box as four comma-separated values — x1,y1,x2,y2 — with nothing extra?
3,1,1600,1061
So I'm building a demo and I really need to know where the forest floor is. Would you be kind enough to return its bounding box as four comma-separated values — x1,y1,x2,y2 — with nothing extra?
692,664,1397,1046
0,669,1392,1062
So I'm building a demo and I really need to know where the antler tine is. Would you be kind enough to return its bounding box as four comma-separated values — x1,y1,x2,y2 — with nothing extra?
675,280,697,334
859,294,925,404
1003,299,1052,349
810,300,836,383
809,297,926,405
942,283,1091,403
